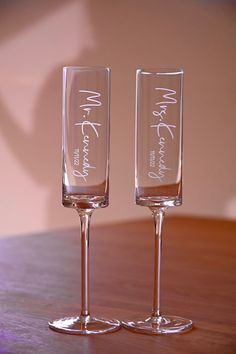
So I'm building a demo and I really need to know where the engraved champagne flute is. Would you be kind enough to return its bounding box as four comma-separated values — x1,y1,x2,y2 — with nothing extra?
123,68,193,334
49,66,121,334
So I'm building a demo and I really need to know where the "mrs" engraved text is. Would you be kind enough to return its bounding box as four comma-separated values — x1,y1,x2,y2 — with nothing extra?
148,88,177,182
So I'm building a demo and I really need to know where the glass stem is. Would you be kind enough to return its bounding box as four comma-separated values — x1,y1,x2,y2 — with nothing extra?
77,209,93,318
150,207,166,319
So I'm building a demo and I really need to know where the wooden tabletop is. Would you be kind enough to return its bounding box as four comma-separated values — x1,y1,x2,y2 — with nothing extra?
0,216,235,353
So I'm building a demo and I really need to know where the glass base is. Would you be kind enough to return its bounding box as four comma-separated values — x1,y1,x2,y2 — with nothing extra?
122,315,193,334
49,315,121,335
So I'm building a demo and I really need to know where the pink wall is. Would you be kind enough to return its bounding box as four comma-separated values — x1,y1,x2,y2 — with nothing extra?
0,0,236,236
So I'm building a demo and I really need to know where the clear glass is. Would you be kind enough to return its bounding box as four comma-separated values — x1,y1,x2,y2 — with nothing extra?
49,66,121,335
122,68,193,334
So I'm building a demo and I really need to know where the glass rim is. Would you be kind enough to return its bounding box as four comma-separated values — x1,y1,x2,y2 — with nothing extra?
63,66,111,72
137,68,183,75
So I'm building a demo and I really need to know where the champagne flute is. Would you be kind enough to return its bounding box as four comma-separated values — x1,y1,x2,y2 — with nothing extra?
49,66,121,335
123,68,193,334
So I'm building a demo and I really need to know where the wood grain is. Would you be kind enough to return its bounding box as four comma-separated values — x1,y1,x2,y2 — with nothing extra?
0,216,235,353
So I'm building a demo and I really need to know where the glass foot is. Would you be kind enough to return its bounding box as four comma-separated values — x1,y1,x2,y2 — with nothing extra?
49,315,121,335
122,315,193,334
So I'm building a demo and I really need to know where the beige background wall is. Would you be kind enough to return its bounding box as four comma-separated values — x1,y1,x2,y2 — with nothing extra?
0,0,235,236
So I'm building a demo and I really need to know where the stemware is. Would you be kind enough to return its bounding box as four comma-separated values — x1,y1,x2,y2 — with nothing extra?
123,68,193,334
49,66,121,334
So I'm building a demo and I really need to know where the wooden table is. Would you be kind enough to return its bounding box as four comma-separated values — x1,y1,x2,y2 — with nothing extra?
0,216,235,353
